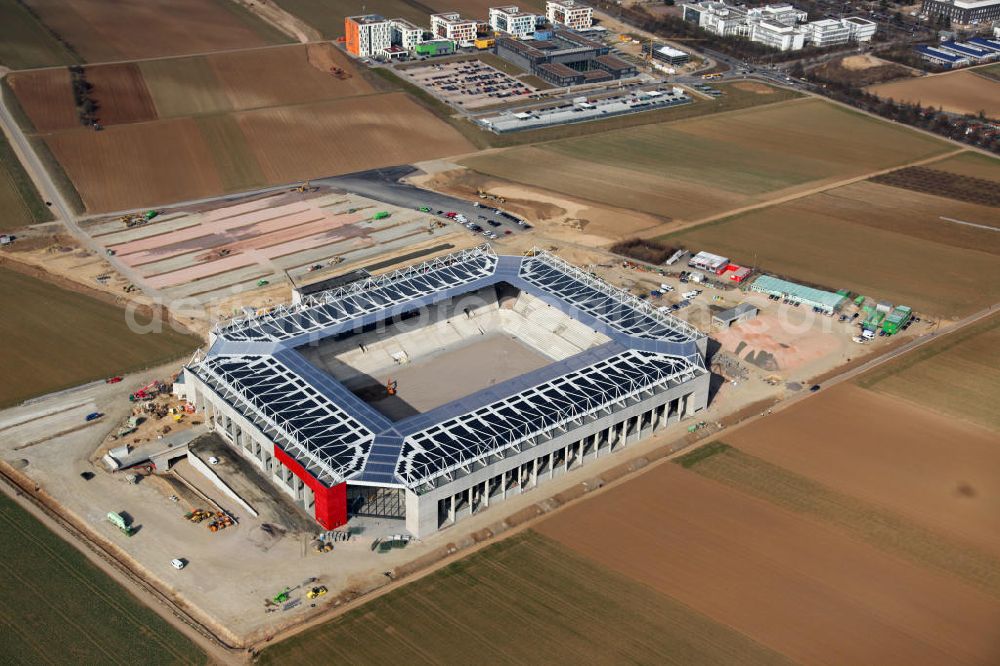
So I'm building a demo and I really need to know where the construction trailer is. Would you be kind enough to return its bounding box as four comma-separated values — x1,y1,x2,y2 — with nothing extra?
862,301,892,332
712,303,758,328
881,305,912,335
749,275,847,314
688,251,730,274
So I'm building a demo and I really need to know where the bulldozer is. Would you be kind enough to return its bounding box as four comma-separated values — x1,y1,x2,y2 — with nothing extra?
307,586,328,599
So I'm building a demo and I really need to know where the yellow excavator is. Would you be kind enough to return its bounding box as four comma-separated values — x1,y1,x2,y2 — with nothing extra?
291,181,318,194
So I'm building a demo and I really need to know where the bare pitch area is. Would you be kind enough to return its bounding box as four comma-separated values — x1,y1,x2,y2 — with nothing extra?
461,99,949,222
664,180,1000,317
258,531,791,665
537,463,1000,666
342,334,550,418
868,70,1000,118
24,0,290,62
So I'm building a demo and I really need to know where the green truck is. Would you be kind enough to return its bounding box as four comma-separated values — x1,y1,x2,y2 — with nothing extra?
881,305,912,335
372,211,390,220
107,511,136,537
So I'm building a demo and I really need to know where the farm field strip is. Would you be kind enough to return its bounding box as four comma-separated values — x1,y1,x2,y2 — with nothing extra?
868,70,1000,118
722,381,1000,560
536,463,1000,666
856,312,1000,431
662,180,1000,317
0,494,206,664
0,131,53,231
258,531,792,665
925,150,1000,182
675,441,1000,598
0,0,80,70
462,99,950,222
23,0,290,62
0,266,200,407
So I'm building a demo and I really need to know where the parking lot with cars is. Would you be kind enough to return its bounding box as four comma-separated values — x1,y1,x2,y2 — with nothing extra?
399,59,535,109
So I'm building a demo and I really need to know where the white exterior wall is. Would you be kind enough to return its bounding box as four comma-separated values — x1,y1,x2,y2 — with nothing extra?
404,370,710,537
806,19,851,46
431,13,477,41
489,8,538,38
391,20,424,49
180,362,710,539
355,20,392,57
546,0,593,29
751,21,806,50
180,372,317,514
845,18,877,41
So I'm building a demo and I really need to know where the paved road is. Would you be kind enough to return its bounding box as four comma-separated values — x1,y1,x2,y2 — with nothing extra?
323,166,531,239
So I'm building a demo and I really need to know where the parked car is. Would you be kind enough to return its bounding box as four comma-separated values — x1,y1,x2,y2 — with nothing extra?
171,558,187,570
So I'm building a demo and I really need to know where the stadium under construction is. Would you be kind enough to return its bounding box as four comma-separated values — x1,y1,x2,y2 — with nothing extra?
177,246,710,537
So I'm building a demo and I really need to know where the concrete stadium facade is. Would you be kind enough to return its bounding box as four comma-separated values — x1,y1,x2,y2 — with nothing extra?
176,247,710,538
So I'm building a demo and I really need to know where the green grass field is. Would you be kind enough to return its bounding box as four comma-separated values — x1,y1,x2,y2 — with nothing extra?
0,0,80,69
260,531,791,665
857,312,1000,431
138,57,231,119
0,492,206,664
0,267,201,407
926,150,1000,181
0,131,53,231
676,442,1000,599
462,98,949,218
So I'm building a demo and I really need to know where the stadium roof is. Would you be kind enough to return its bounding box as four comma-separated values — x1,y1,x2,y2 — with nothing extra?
192,246,706,490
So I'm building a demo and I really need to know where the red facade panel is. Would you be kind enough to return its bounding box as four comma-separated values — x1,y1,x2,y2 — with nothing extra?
273,444,347,530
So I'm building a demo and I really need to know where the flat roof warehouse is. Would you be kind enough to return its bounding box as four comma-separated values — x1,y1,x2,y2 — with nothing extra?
179,246,711,536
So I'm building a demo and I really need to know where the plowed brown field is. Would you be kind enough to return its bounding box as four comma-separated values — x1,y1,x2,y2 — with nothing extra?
25,0,289,62
41,91,473,212
727,383,1000,559
868,70,1000,118
238,94,473,183
6,68,77,132
45,118,223,211
210,43,373,110
86,62,157,126
537,464,1000,666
